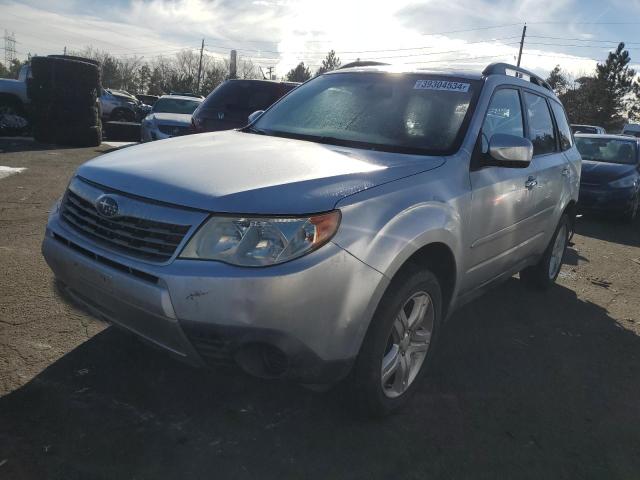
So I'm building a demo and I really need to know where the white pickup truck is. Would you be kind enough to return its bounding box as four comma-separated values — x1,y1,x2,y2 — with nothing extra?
0,64,31,132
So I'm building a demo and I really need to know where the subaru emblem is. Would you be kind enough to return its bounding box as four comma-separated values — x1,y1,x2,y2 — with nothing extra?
217,112,224,120
95,195,119,217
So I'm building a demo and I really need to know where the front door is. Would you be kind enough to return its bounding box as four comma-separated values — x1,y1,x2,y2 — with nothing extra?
464,87,540,291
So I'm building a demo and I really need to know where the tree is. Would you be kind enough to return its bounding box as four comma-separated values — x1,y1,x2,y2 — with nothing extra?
316,50,341,76
545,65,568,95
557,42,639,131
286,62,311,82
0,59,26,79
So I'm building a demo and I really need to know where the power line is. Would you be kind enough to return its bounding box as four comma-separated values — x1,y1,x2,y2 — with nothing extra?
527,35,640,45
525,41,636,49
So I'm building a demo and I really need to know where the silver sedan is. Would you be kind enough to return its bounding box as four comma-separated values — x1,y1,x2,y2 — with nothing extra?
141,95,202,142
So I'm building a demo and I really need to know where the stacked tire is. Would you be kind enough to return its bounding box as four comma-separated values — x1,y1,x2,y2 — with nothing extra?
28,55,102,147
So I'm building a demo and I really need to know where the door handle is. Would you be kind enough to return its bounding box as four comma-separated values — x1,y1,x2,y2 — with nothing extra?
561,167,570,176
525,177,538,190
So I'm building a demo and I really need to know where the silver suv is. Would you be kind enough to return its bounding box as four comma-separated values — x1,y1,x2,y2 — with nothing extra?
42,63,580,415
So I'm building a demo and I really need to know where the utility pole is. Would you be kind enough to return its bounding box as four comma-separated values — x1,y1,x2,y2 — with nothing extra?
196,38,204,92
517,24,527,67
229,50,237,79
64,46,67,55
266,66,274,80
3,30,16,67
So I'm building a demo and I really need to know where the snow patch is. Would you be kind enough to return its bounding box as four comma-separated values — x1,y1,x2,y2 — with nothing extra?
0,166,26,180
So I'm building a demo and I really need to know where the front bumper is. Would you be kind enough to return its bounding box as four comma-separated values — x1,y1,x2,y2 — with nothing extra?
578,185,637,214
141,123,191,142
43,212,387,383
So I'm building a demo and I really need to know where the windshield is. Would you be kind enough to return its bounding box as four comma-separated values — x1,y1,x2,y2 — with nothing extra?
252,72,480,155
576,137,638,165
153,98,201,114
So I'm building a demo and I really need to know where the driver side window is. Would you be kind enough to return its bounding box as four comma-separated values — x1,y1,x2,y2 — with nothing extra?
481,88,524,152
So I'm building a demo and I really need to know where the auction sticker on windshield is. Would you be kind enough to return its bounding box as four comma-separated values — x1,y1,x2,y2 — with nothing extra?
414,80,470,92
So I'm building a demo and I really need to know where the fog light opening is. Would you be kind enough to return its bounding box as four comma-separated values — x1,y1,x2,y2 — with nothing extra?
235,343,289,378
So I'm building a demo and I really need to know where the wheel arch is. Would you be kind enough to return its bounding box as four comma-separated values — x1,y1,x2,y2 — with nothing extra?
394,242,457,319
0,92,25,110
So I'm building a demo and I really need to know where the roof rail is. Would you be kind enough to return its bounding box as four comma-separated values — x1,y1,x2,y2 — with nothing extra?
339,61,390,69
482,63,553,92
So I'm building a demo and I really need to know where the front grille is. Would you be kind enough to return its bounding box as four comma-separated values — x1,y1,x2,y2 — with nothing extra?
61,189,191,262
52,232,159,284
158,124,191,136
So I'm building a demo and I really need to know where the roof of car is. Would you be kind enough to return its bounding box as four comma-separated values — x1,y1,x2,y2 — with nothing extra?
158,94,204,102
325,62,554,94
575,133,640,142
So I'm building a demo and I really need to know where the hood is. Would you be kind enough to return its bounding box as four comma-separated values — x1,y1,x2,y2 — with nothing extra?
580,160,638,185
149,112,192,125
77,130,446,214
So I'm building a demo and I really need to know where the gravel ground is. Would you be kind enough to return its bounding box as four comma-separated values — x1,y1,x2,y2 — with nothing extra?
1,137,639,479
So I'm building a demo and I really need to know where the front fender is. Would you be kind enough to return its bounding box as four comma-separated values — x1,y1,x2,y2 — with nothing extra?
332,169,466,286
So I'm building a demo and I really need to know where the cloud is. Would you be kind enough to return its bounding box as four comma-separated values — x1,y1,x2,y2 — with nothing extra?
1,0,637,80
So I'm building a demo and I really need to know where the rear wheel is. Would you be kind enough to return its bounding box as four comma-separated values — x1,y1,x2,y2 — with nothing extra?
520,214,569,290
350,267,442,417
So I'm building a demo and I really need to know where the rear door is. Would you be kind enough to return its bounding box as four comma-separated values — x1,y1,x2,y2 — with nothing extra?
522,91,567,252
465,87,540,290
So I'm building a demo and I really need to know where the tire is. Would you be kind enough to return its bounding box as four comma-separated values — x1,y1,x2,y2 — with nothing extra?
30,56,101,102
32,122,54,143
623,193,639,224
520,214,570,290
350,266,442,417
47,54,100,67
49,105,100,127
54,124,102,147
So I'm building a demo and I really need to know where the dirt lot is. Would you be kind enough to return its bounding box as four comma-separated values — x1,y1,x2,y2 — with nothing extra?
1,137,639,479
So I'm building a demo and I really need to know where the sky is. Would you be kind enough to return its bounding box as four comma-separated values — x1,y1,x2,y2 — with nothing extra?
2,0,640,79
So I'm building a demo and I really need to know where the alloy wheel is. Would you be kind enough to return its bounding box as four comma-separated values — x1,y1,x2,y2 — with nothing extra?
548,224,567,279
381,291,434,398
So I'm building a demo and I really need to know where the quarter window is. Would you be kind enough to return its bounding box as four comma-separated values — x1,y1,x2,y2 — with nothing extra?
481,88,524,152
524,92,556,155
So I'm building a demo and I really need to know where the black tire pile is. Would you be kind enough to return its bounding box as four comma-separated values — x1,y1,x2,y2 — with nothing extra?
28,55,102,147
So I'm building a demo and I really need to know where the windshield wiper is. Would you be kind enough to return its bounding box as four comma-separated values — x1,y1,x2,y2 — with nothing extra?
243,125,266,135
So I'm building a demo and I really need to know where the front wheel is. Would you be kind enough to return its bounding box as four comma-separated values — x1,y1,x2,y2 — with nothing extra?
623,193,639,224
520,214,569,290
350,267,442,417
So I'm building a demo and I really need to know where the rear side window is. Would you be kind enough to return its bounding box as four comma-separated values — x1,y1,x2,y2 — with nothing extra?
524,92,556,155
550,101,573,151
481,88,524,151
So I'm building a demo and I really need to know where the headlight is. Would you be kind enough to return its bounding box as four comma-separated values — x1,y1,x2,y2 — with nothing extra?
180,211,341,266
609,175,637,188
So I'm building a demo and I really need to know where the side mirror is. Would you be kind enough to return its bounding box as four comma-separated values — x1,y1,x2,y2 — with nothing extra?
488,134,533,167
248,110,264,124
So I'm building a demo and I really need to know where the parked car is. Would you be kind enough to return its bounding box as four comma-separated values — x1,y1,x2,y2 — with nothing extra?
141,94,203,142
135,94,159,107
575,134,640,221
100,89,151,122
621,123,640,138
42,63,580,416
190,79,298,133
571,124,606,135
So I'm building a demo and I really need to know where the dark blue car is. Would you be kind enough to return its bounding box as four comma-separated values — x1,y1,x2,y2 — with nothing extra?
575,134,640,222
